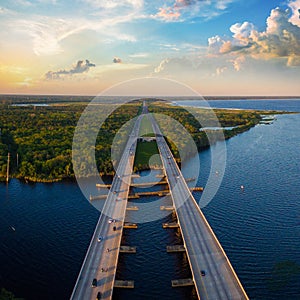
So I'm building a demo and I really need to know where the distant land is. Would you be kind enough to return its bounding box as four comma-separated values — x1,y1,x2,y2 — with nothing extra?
0,94,300,105
0,99,279,182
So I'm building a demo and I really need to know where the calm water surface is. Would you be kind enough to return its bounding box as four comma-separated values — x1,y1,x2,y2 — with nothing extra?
0,100,299,299
174,99,300,112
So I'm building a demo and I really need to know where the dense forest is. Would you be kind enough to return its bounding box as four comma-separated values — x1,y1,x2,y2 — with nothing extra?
148,101,267,162
0,102,140,182
0,99,276,182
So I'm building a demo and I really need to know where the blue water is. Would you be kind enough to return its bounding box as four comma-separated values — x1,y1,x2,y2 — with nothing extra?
174,99,300,112
0,181,99,299
0,100,299,299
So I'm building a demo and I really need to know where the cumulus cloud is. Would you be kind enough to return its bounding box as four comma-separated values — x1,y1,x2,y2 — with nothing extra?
45,59,96,80
208,7,300,66
113,57,122,63
288,0,300,27
230,22,255,41
154,57,198,74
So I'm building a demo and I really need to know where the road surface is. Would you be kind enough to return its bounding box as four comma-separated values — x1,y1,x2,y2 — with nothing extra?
70,114,142,300
149,112,249,300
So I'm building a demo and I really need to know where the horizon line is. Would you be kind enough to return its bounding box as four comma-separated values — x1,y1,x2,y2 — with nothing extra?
0,93,300,99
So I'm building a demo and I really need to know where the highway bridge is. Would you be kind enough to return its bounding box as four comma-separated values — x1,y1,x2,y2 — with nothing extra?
70,114,142,300
71,102,248,299
149,112,249,300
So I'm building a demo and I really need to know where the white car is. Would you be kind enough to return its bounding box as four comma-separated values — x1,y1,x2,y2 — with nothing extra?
97,236,103,242
108,219,113,224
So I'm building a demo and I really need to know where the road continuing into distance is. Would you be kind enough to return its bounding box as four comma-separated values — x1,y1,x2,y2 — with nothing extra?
148,110,249,300
70,113,142,300
71,101,248,300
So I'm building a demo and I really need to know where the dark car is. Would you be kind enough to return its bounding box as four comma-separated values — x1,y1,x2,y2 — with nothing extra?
201,270,206,276
92,278,97,287
96,291,102,299
113,226,117,231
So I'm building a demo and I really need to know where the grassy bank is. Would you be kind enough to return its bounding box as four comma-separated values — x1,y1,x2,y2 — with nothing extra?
139,115,155,137
133,140,162,172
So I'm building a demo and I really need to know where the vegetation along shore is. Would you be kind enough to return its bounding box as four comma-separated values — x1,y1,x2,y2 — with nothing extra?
0,98,285,182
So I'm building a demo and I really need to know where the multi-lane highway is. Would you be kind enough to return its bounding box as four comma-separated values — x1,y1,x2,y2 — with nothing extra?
71,100,248,300
149,113,249,300
70,114,142,300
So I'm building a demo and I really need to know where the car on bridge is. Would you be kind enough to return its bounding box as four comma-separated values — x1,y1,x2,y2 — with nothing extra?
97,236,103,242
92,278,97,287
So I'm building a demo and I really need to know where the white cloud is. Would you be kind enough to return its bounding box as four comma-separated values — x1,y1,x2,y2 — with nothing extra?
44,59,149,81
45,59,96,80
215,0,234,10
113,57,122,63
230,56,245,71
152,0,238,22
11,12,139,56
154,58,169,73
152,6,181,22
208,7,300,67
230,22,255,40
154,57,198,74
15,17,86,55
129,53,149,58
83,0,143,9
215,66,227,76
288,0,300,27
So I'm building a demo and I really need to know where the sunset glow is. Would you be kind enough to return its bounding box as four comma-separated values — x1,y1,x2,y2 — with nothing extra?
1,0,300,96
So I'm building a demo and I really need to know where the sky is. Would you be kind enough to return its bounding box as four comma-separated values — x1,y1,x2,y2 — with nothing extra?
1,0,300,96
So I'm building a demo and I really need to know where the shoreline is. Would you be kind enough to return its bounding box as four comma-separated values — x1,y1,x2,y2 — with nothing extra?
1,101,296,184
0,113,285,184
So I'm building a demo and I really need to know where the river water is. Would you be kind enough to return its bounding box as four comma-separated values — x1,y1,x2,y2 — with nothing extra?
0,99,299,299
